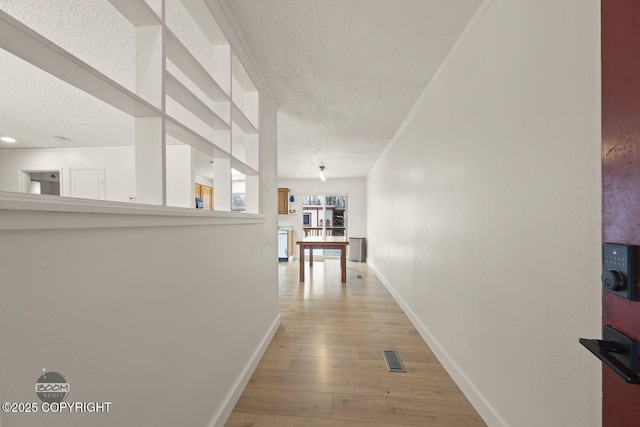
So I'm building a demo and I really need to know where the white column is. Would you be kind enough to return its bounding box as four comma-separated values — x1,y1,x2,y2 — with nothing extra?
245,133,259,214
245,133,259,171
245,91,259,128
135,117,165,205
136,25,163,109
213,157,231,211
134,16,165,205
213,44,231,97
165,144,194,208
245,175,259,214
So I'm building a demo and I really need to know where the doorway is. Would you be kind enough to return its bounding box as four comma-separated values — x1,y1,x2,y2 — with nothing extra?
23,170,61,196
69,168,105,200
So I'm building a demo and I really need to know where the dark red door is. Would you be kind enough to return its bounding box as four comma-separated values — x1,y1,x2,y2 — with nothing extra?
602,1,640,425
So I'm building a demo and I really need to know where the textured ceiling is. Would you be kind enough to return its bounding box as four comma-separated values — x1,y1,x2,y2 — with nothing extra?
0,0,483,180
226,0,483,179
0,0,219,179
0,0,217,150
0,0,135,149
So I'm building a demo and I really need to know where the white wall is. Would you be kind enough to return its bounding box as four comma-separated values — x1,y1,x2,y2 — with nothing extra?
0,145,227,209
367,1,601,426
232,180,246,193
0,146,135,202
278,178,366,258
0,118,279,427
0,3,280,427
196,174,213,187
0,143,278,427
0,220,279,427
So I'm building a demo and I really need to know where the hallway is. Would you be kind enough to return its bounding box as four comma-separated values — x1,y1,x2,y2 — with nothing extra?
226,260,485,426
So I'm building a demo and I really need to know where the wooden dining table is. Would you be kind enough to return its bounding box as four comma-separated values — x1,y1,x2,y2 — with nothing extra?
297,236,349,283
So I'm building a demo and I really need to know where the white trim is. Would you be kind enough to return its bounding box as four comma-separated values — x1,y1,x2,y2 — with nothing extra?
21,168,63,194
367,260,507,427
369,0,495,175
0,191,265,230
209,314,281,427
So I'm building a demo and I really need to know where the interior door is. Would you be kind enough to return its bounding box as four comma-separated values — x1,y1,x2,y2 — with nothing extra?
70,168,105,200
602,2,640,424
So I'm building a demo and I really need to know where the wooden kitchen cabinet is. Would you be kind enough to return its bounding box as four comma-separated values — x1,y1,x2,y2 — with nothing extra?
195,184,214,210
278,188,289,214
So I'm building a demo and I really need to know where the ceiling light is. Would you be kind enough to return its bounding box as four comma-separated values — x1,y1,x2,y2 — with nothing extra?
318,165,326,181
1,136,16,143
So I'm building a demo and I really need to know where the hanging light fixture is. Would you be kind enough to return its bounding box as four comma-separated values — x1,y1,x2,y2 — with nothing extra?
318,165,326,181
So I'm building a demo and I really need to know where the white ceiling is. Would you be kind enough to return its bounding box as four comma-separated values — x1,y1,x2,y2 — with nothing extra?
0,0,224,180
0,0,482,181
226,0,483,179
0,0,136,149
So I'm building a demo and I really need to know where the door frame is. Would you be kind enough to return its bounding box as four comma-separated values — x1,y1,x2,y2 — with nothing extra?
22,169,63,195
69,167,105,200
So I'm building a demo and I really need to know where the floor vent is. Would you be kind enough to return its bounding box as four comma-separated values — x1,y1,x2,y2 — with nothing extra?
382,350,406,372
355,274,364,279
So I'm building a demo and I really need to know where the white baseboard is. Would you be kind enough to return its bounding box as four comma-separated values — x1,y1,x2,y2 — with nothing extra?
367,261,507,427
209,314,281,427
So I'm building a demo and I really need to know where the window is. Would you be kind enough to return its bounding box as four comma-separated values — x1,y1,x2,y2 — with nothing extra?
301,193,348,257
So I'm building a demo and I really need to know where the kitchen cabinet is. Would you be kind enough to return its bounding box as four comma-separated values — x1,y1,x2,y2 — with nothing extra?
288,230,293,258
278,188,289,214
195,184,213,210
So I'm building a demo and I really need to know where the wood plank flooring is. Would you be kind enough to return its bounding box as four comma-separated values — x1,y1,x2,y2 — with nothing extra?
226,259,485,426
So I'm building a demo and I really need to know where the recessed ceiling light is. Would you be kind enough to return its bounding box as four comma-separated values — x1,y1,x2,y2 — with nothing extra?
1,136,16,143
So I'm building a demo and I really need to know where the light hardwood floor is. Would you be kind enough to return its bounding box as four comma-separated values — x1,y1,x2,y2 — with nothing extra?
226,259,486,427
